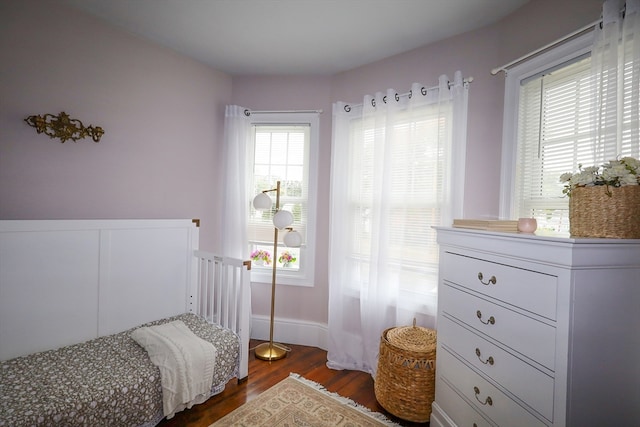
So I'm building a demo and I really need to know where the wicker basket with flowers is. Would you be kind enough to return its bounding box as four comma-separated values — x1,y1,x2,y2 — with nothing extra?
559,157,640,238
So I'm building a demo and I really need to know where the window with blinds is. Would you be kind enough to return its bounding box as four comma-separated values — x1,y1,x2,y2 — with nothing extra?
514,46,640,233
248,124,312,280
346,106,446,294
514,56,594,233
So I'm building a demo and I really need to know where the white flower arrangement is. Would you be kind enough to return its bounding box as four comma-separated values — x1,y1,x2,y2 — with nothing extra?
559,157,640,196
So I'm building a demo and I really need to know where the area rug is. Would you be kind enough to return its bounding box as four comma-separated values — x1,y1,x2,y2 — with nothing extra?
209,373,401,426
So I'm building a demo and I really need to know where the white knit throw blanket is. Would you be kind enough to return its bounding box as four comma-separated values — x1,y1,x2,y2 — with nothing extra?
131,320,217,419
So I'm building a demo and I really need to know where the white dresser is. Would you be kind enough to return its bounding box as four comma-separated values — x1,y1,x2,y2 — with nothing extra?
430,227,640,427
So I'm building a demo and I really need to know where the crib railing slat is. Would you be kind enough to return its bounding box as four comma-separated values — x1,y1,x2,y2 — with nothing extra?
192,250,250,381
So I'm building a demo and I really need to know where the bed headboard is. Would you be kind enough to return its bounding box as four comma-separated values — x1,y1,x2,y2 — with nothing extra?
0,219,199,361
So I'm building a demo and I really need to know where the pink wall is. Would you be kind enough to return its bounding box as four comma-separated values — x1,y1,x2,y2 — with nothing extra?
0,0,232,250
1,0,604,328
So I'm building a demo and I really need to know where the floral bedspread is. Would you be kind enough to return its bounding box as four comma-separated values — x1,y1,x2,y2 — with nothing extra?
0,313,239,427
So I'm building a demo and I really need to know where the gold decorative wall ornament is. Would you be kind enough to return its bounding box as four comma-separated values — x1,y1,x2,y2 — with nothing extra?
24,112,104,143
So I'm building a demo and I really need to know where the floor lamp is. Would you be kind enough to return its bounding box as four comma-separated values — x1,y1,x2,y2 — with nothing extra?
252,181,302,361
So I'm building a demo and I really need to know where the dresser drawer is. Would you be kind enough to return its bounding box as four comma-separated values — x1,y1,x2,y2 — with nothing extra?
439,349,547,427
441,252,557,320
439,315,554,421
440,284,556,370
435,377,495,427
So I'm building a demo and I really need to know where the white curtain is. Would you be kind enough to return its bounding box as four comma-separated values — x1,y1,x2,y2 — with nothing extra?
591,0,640,160
221,105,251,258
327,72,468,376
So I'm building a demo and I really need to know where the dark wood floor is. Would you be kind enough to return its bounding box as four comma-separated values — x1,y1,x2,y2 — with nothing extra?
157,339,429,426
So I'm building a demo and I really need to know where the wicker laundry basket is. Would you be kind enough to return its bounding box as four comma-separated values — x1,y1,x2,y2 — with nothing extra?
374,320,436,423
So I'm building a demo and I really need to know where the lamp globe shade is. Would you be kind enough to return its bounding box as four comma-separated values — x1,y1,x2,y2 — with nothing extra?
283,229,302,248
253,192,272,211
272,210,294,230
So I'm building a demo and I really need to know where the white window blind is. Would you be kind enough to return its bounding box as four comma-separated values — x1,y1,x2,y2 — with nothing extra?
515,56,594,233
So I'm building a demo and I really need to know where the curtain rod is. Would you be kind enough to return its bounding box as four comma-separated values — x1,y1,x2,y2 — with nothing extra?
343,76,473,112
491,18,601,75
244,109,323,116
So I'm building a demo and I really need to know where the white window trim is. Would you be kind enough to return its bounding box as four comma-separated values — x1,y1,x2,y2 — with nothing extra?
248,112,319,287
499,33,594,219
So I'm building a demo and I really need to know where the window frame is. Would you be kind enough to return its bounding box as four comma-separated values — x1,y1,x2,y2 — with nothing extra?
499,33,594,219
247,112,319,287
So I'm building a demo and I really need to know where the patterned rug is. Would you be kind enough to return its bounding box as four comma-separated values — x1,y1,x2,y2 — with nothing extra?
209,373,401,426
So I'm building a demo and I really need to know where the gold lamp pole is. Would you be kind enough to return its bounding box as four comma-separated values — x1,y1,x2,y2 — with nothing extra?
252,181,301,361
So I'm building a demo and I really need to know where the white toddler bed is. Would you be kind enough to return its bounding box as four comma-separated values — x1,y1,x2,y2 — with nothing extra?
0,219,251,426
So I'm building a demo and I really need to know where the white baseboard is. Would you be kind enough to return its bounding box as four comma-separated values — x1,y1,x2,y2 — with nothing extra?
250,315,328,351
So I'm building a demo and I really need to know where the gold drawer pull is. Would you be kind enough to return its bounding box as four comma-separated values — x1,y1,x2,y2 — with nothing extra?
473,386,493,406
475,348,495,365
476,310,495,325
477,272,496,285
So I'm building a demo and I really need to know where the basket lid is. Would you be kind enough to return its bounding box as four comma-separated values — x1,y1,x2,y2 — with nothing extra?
386,318,436,352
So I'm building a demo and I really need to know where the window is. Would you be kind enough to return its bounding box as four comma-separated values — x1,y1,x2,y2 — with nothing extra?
502,29,640,233
500,35,591,233
500,35,593,232
514,55,594,233
346,107,446,295
247,113,319,286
